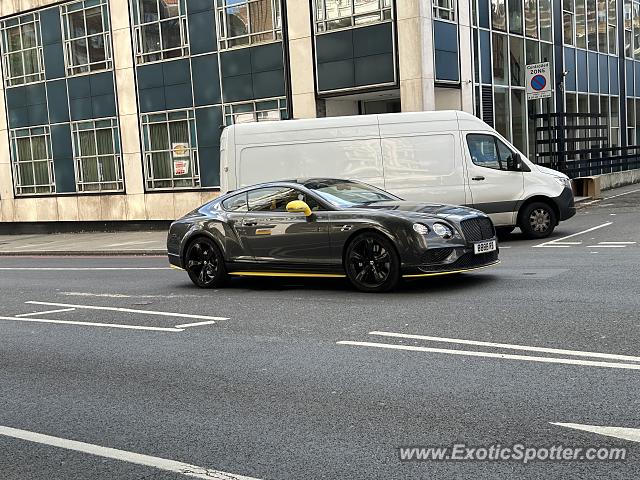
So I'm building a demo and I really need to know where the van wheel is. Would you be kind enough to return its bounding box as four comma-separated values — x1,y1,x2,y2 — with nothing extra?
519,202,557,239
345,232,400,293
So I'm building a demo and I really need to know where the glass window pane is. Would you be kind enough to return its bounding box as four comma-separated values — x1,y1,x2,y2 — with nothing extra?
510,36,524,86
96,129,114,154
85,7,104,36
508,0,523,33
494,87,511,139
588,0,598,49
491,0,506,31
141,0,159,21
492,33,508,85
540,0,553,41
21,23,37,48
564,13,574,45
79,131,97,156
467,134,501,169
160,0,181,19
227,5,248,37
160,19,181,50
68,10,86,38
8,52,24,78
71,38,88,66
7,26,22,51
511,90,526,154
576,0,587,48
524,0,538,38
31,137,47,160
88,35,106,63
150,123,169,150
249,0,274,33
142,23,161,53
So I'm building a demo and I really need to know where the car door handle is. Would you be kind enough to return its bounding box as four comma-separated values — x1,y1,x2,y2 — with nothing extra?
472,176,485,181
242,220,258,227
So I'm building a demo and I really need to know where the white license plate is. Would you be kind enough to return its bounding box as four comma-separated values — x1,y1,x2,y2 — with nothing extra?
474,240,497,254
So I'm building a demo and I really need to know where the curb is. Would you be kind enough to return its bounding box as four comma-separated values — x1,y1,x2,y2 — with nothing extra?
0,250,167,257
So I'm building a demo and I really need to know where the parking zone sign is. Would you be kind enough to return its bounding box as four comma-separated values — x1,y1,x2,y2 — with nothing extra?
526,62,552,100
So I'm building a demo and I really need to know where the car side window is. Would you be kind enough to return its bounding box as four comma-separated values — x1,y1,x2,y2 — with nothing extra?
247,187,324,212
467,134,516,171
222,192,248,212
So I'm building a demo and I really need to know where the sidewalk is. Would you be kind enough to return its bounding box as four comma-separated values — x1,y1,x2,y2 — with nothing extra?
0,231,167,256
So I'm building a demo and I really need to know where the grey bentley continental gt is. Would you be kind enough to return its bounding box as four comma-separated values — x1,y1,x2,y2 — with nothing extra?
167,179,499,292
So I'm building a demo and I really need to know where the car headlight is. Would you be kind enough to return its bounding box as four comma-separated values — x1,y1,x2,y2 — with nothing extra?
554,176,571,188
413,223,430,235
432,223,454,239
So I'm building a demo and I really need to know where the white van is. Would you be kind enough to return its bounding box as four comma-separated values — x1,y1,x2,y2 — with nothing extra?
219,110,575,238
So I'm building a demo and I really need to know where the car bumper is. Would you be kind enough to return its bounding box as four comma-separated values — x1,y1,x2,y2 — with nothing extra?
553,187,576,221
402,241,500,277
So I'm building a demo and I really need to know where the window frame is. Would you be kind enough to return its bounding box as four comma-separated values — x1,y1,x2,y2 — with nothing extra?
131,0,190,65
0,13,45,87
10,126,56,196
141,108,201,191
314,0,393,33
215,0,283,51
223,97,288,125
466,133,518,171
71,118,124,193
60,0,113,77
434,0,457,21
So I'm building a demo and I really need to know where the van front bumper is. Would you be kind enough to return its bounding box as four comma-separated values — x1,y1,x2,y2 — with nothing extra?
553,187,576,221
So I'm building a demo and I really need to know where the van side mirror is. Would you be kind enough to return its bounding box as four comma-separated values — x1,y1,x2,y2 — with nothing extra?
286,200,312,217
507,153,520,171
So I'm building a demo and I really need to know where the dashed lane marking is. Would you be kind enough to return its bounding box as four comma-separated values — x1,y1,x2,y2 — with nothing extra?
0,315,183,332
534,222,613,248
15,308,76,317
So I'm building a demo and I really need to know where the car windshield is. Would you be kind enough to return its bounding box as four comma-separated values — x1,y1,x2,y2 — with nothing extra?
304,180,399,208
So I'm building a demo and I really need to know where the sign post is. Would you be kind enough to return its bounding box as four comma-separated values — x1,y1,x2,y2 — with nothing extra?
526,62,552,100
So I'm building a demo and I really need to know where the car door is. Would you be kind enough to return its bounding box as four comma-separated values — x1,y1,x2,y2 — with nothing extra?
240,186,333,266
464,133,525,225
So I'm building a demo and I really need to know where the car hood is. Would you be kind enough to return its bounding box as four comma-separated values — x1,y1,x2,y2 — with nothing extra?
536,164,569,179
349,201,486,221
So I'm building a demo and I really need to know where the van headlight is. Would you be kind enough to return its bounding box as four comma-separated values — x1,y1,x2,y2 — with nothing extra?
554,177,571,188
413,223,430,235
432,223,454,239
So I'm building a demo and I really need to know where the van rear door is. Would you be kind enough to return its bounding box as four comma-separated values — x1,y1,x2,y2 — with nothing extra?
463,132,525,225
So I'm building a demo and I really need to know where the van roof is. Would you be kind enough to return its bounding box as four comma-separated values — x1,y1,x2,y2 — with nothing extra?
226,110,491,138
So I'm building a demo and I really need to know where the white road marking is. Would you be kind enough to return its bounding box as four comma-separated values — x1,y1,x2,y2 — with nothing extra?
175,320,218,328
0,316,183,332
26,301,229,321
603,188,640,200
0,425,262,480
106,240,159,247
551,423,640,443
597,241,637,245
368,331,640,363
534,222,613,248
587,245,627,248
15,308,76,317
336,341,640,371
0,267,169,271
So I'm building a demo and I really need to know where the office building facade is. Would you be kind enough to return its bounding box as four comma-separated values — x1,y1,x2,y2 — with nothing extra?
0,0,633,223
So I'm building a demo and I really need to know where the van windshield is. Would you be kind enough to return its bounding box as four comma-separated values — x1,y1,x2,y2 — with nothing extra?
304,180,400,208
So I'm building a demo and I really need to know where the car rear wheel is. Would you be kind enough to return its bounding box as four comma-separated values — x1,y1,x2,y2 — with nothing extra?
185,237,227,288
345,232,400,293
518,202,557,239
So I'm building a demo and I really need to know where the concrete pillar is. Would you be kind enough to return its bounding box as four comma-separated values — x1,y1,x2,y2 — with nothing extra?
285,0,318,118
396,0,435,112
458,0,474,113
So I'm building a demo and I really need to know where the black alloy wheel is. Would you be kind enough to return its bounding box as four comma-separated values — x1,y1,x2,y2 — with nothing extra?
519,202,557,239
185,237,227,288
345,232,400,293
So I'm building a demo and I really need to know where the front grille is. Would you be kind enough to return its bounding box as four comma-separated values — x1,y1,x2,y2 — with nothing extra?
460,217,495,242
420,248,454,265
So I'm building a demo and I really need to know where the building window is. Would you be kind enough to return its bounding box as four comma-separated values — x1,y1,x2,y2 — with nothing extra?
224,98,288,125
71,119,123,192
61,0,112,76
314,0,393,33
0,13,44,87
10,127,55,195
434,0,456,21
132,0,189,64
608,0,617,54
563,0,575,46
216,0,282,50
141,110,200,190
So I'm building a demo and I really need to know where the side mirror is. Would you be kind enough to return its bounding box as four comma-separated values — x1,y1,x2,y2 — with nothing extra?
507,153,520,171
286,200,312,217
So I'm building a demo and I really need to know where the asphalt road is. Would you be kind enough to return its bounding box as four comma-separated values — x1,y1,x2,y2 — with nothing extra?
1,186,640,479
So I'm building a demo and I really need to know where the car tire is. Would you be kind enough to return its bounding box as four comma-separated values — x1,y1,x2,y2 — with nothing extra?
185,237,228,288
518,202,557,239
344,232,401,293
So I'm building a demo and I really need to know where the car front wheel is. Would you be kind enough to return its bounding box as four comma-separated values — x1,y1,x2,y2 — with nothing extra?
185,237,227,288
345,232,400,293
519,202,557,239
